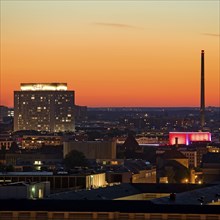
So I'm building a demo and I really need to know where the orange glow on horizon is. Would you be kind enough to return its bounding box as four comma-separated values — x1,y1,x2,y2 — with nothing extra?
1,1,219,107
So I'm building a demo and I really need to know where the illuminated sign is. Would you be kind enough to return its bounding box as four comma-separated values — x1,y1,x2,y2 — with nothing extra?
21,83,67,91
169,132,211,145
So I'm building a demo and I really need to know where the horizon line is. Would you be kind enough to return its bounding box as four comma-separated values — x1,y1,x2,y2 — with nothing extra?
87,106,220,108
1,105,219,108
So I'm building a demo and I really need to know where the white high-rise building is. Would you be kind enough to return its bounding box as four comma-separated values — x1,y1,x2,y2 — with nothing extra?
14,83,75,132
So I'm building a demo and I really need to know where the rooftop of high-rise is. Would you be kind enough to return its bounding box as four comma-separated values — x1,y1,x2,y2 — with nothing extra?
20,83,68,91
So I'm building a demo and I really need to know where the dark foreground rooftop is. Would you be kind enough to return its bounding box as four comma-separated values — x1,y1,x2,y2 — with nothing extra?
0,200,220,214
47,183,213,200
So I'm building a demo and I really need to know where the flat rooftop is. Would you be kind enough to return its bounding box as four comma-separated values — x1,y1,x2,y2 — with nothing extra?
47,183,213,201
152,184,220,205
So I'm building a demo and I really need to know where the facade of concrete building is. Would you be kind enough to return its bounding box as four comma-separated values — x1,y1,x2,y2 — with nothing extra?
63,140,116,159
180,149,197,168
14,83,75,132
132,169,156,183
195,145,208,166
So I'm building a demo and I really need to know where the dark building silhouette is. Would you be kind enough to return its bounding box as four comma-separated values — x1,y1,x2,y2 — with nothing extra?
123,133,143,158
202,153,220,183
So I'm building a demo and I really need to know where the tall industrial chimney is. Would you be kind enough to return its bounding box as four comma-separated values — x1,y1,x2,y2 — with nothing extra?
200,50,205,129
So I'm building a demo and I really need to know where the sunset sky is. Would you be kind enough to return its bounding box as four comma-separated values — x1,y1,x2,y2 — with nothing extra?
1,1,219,107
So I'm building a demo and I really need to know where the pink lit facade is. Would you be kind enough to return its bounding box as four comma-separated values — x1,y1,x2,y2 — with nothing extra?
169,132,211,145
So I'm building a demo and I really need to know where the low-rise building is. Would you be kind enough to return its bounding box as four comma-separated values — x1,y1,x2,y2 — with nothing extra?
156,149,190,183
63,140,116,160
21,135,63,149
0,172,106,191
0,181,50,199
4,151,62,171
207,144,220,153
0,138,13,150
105,160,156,184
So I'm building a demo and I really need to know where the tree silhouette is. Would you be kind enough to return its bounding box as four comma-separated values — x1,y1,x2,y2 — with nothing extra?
64,150,88,169
9,142,20,153
0,164,14,172
0,145,6,154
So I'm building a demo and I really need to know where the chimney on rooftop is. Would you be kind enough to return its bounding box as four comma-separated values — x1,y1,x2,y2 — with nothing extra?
175,137,178,148
200,50,205,130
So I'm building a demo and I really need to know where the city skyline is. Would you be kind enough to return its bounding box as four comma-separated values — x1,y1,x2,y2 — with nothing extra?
1,1,219,107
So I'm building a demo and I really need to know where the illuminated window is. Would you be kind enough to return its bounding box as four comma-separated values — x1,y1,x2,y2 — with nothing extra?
34,161,42,165
38,189,43,199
